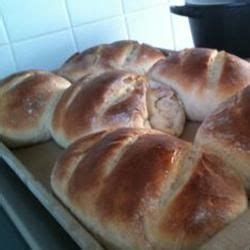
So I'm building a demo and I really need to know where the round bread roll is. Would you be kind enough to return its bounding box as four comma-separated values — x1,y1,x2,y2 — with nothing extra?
51,128,247,250
149,48,250,121
195,85,250,194
0,70,71,147
56,40,165,83
50,70,186,148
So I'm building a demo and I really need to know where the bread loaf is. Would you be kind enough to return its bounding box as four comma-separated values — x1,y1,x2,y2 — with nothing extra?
0,41,248,249
149,48,250,121
195,85,250,195
51,128,247,250
56,40,165,83
50,70,148,148
58,42,250,123
50,70,186,148
0,70,71,147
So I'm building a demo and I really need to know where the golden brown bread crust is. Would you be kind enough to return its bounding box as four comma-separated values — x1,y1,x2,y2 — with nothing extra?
151,48,214,92
0,70,71,147
50,70,149,148
153,152,246,249
94,132,188,220
51,128,247,250
57,40,165,83
218,52,250,95
195,85,250,193
97,40,135,68
149,48,250,121
57,45,250,127
50,69,186,148
196,85,250,149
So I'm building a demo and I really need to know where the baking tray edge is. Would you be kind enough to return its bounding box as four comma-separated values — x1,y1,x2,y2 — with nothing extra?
0,142,103,250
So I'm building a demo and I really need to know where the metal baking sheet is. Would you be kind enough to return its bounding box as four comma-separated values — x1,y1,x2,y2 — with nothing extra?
0,122,249,250
0,141,103,250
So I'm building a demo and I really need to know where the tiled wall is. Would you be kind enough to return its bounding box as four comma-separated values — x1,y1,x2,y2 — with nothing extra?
0,0,193,78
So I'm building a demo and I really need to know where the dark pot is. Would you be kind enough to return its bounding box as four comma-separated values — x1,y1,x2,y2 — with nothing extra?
170,1,250,58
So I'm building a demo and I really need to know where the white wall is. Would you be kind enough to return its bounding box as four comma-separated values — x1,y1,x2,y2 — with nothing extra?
0,0,193,78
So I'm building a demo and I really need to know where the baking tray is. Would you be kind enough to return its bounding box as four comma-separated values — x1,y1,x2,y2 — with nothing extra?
0,141,103,250
0,122,249,250
0,158,80,250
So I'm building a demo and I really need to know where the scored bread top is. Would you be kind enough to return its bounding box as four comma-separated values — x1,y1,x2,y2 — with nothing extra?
151,152,246,249
151,48,214,91
52,128,191,249
196,85,250,151
194,85,250,192
50,70,149,148
217,52,250,95
51,128,247,250
149,48,250,121
50,69,186,148
57,40,165,83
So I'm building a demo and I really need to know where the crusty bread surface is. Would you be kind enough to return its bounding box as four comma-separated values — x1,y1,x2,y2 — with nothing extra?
51,128,247,250
0,70,71,147
195,85,250,194
50,70,186,148
149,48,250,121
57,40,165,83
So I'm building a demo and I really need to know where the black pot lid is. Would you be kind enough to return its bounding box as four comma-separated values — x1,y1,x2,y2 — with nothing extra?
186,0,247,5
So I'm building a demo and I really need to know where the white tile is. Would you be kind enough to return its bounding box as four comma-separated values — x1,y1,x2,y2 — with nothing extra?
122,0,168,13
74,17,127,51
66,0,122,26
0,0,70,42
169,0,185,4
13,30,77,71
126,5,174,49
0,16,8,45
0,45,16,79
171,14,194,50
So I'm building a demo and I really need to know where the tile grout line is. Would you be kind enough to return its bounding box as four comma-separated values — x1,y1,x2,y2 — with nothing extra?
123,2,171,17
1,2,173,47
7,15,123,46
62,0,79,51
10,27,73,46
8,14,125,46
120,0,130,39
0,13,18,71
69,14,122,29
168,0,177,50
